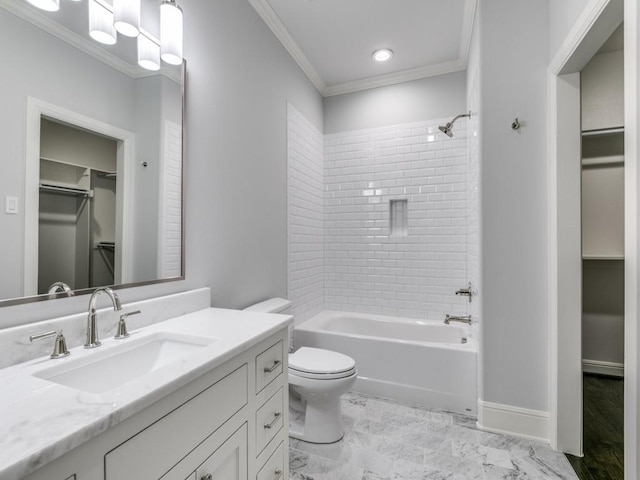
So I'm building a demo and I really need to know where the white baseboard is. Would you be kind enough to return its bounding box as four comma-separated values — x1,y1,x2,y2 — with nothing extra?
477,399,549,442
582,359,624,377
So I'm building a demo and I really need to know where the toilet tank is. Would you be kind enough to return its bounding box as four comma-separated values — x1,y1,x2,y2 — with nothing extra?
243,298,292,314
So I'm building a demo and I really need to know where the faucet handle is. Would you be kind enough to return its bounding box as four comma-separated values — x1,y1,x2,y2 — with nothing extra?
30,330,70,359
115,310,141,339
455,282,475,303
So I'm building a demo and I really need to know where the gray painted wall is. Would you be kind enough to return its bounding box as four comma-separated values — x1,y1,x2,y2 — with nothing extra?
323,72,467,134
477,0,550,412
180,0,323,309
549,0,592,58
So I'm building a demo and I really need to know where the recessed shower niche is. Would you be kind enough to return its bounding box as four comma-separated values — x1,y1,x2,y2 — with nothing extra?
389,199,408,236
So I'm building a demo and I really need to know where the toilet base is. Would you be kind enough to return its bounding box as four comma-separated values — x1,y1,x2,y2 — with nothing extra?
288,397,346,444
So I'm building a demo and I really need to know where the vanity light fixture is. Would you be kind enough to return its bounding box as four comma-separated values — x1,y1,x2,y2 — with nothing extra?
26,0,59,12
113,0,140,38
138,32,161,71
160,0,184,65
372,48,393,62
89,0,117,46
24,0,184,71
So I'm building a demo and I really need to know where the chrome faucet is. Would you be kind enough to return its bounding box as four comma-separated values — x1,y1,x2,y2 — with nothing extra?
455,282,474,303
444,314,472,325
85,287,122,348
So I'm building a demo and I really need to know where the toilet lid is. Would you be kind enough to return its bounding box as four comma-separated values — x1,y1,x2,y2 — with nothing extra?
289,347,356,376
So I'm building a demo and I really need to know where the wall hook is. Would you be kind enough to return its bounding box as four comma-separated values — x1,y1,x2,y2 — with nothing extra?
511,118,521,130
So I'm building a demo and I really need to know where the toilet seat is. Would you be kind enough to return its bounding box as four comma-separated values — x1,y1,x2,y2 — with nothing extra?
289,347,356,380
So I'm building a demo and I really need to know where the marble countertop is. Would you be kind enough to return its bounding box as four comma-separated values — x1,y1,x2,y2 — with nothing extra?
0,307,292,480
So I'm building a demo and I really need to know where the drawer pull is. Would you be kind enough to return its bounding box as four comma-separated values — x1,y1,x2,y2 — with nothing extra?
264,411,281,429
201,475,212,480
263,360,281,373
273,468,283,480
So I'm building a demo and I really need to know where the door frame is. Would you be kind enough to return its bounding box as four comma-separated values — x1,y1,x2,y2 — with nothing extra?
24,97,135,295
547,1,639,478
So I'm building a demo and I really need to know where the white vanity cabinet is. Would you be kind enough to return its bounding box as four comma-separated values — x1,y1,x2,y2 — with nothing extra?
23,329,289,480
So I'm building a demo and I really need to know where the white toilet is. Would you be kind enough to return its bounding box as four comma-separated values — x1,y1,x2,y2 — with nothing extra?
244,298,357,444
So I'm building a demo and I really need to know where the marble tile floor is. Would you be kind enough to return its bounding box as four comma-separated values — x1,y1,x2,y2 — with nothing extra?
289,392,578,480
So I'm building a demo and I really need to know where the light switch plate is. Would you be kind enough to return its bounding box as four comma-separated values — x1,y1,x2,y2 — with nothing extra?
5,196,18,214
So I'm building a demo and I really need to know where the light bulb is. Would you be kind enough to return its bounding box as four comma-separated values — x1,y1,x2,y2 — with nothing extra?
160,0,183,65
138,33,161,71
26,0,59,12
372,49,393,62
89,0,117,46
114,0,140,38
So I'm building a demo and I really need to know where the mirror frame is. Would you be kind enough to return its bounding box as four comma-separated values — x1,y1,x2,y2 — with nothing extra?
0,63,186,308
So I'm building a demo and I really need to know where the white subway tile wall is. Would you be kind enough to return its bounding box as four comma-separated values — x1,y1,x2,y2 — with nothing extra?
287,104,325,325
158,119,183,278
324,119,471,320
287,109,477,324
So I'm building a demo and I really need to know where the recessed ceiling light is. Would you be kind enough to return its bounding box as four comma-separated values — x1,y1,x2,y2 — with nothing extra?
372,49,393,62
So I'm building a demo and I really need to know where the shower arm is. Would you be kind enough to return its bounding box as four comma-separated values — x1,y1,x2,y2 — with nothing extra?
449,112,471,126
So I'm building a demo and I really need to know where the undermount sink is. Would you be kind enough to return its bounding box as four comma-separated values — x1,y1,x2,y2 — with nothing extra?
34,332,217,394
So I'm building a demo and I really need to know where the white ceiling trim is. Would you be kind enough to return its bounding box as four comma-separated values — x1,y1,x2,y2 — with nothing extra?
323,59,466,97
248,0,327,93
458,0,478,67
0,0,180,83
249,0,477,98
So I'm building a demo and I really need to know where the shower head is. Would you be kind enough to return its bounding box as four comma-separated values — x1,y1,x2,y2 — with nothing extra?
438,123,454,137
438,111,471,138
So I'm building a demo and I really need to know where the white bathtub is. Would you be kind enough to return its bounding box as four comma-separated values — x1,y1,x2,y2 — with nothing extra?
293,310,477,415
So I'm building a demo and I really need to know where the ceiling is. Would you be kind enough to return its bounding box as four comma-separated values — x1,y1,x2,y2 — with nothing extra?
249,0,477,97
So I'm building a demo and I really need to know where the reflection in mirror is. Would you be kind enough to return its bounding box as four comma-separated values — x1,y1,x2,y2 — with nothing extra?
38,119,118,294
0,2,184,307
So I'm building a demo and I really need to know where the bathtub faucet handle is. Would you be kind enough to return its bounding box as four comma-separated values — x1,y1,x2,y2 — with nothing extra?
455,282,475,303
445,314,472,325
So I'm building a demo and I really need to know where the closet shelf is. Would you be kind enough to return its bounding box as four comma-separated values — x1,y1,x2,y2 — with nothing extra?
582,255,624,261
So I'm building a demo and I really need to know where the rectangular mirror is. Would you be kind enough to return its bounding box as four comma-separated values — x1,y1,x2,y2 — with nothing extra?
0,1,184,308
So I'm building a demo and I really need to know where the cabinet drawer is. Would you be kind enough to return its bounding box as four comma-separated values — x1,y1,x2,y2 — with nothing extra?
256,442,284,480
255,340,283,394
195,424,247,480
105,365,248,480
256,387,284,455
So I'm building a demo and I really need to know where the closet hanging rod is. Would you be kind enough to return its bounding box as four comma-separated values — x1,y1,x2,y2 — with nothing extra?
97,172,117,179
582,127,624,137
39,183,93,197
95,242,115,251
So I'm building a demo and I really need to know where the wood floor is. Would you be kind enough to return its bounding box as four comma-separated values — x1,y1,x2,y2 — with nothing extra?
566,373,624,480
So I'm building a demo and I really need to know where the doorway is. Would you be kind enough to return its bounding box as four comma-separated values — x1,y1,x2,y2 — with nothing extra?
24,98,136,297
566,24,625,478
38,118,118,293
549,0,640,478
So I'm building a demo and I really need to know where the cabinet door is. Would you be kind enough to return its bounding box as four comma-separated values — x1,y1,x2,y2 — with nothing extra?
195,424,247,480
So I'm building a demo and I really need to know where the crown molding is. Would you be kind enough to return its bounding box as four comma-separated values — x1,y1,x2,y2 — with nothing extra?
249,0,477,97
458,0,477,68
248,0,326,93
0,0,181,83
323,59,466,97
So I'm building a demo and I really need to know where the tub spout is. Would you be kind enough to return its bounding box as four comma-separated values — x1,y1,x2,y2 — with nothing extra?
444,314,472,325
